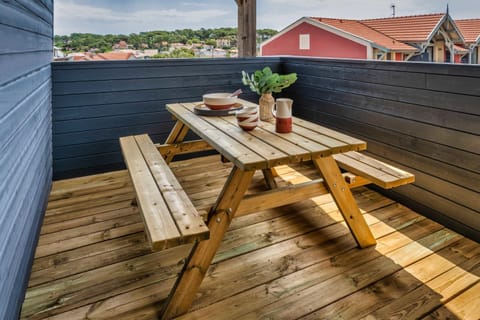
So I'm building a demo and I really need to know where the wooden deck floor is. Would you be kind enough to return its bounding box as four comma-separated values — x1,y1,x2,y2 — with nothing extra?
21,155,480,320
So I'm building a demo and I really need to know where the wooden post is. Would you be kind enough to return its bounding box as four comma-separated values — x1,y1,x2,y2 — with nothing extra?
236,0,256,57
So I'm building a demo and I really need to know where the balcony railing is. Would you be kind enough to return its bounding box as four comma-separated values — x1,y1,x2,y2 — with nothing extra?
52,57,480,243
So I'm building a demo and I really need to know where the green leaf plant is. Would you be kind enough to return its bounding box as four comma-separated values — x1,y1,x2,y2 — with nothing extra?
242,67,297,95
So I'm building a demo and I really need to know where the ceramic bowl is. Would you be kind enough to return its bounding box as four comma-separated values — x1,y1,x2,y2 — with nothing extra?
235,106,259,131
203,93,237,110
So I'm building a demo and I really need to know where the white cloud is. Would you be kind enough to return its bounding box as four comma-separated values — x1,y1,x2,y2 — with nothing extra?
55,1,232,34
54,0,480,35
132,8,229,22
265,0,326,8
257,0,463,30
55,1,126,23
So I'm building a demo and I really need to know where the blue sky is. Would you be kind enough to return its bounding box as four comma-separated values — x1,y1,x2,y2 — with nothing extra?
55,0,480,35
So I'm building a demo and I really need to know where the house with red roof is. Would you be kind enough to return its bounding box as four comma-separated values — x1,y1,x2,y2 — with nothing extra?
69,52,137,61
456,19,480,63
261,13,467,63
113,40,131,51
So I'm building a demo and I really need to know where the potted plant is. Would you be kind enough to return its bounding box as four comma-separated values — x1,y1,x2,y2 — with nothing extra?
242,67,297,120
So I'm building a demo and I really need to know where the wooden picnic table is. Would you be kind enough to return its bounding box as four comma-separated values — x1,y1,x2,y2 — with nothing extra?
160,98,376,319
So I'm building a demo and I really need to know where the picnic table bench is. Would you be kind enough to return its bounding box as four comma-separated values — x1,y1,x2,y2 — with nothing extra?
120,134,209,251
334,151,415,189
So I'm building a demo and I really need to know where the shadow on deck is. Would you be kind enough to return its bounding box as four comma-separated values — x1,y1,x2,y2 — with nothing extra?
21,155,480,320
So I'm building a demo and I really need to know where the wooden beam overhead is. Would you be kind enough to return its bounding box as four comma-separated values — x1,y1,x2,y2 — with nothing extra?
236,0,257,57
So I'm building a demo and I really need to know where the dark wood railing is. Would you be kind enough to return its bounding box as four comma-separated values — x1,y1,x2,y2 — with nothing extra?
52,58,280,179
282,57,479,241
51,57,479,241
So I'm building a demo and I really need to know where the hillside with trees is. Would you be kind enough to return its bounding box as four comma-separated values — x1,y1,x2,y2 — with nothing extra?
54,28,278,54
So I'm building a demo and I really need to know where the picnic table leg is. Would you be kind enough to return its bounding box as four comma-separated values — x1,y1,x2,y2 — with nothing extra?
313,156,376,248
163,120,190,163
262,168,278,189
161,167,255,319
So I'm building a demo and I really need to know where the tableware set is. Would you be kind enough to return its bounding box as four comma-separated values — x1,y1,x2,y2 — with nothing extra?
234,106,259,131
199,92,293,133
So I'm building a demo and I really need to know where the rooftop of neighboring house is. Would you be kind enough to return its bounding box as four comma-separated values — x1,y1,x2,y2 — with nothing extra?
360,13,446,42
71,52,135,61
310,13,463,45
311,17,417,52
287,12,470,54
114,40,129,49
455,19,480,44
453,44,469,53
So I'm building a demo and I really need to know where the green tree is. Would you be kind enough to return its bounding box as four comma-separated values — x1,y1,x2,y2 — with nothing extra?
53,27,279,55
205,39,216,46
170,48,195,58
152,48,195,59
128,33,142,49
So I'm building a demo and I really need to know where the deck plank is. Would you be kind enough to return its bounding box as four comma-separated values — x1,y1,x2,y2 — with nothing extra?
301,237,480,319
234,229,461,320
179,217,442,320
21,155,480,320
29,233,150,287
359,253,480,320
423,282,480,320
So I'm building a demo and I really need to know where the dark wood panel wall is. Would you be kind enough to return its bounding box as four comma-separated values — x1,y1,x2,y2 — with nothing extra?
51,57,479,240
281,57,480,241
52,58,281,179
0,1,53,319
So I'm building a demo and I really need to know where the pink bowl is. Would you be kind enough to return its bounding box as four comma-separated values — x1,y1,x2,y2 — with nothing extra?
236,107,258,131
239,124,257,131
203,93,237,110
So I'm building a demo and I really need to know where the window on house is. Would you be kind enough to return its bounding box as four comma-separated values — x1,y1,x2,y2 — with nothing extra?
299,34,310,50
426,47,434,61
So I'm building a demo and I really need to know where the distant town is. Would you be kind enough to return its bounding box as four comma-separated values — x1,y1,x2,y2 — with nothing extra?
54,28,278,61
55,12,480,64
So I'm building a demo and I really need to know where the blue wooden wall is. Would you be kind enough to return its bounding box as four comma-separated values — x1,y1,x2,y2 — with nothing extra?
52,58,281,179
0,1,53,319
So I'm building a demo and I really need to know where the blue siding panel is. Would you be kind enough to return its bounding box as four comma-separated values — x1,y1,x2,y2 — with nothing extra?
0,66,50,118
0,2,52,36
0,81,50,146
13,0,54,25
0,100,51,209
0,24,52,54
0,0,53,319
0,51,52,86
1,128,51,316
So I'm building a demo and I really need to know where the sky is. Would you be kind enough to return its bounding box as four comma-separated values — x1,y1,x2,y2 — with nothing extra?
55,0,480,35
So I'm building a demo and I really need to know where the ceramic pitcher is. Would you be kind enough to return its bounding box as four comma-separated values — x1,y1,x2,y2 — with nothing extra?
272,98,293,133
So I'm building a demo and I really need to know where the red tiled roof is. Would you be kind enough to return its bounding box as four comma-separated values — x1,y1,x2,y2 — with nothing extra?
97,52,134,60
71,53,102,61
453,44,469,53
456,19,480,43
70,52,135,61
361,13,445,42
72,55,86,61
116,40,129,49
311,17,417,52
